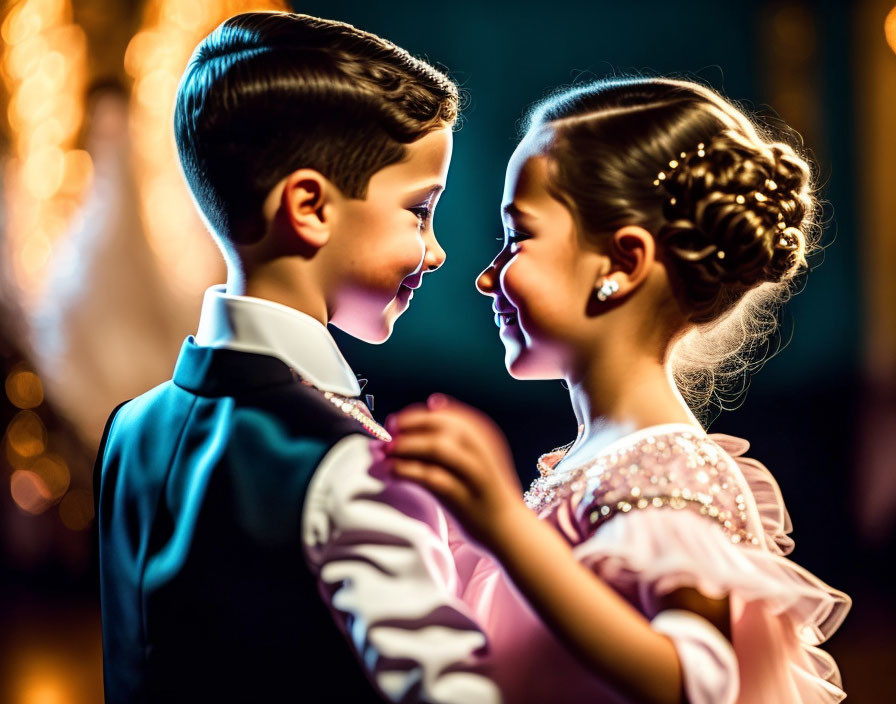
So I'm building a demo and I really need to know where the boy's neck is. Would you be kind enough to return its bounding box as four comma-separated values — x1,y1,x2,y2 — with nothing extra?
226,260,330,327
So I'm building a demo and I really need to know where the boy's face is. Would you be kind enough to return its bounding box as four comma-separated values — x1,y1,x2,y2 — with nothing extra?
327,127,453,343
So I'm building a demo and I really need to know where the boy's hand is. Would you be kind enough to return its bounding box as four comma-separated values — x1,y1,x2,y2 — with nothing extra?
384,394,530,548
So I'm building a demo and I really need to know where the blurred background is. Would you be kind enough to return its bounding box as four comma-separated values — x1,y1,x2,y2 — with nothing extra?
0,0,893,701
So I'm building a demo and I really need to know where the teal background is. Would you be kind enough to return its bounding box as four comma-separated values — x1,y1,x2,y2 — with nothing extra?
290,0,859,450
293,0,865,611
3,2,888,701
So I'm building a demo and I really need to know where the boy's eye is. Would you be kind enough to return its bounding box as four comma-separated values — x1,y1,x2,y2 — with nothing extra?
409,206,433,228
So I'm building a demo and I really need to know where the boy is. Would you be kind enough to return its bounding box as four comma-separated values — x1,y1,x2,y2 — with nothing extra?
95,12,498,703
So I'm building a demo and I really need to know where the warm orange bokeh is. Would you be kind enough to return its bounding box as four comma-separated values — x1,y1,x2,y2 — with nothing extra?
5,364,44,408
885,4,896,54
1,0,88,303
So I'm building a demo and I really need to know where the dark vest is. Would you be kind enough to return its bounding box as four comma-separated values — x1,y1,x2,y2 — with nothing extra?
96,338,383,702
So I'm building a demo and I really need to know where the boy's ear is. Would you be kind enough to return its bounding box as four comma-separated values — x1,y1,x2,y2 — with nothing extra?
599,225,656,295
280,169,334,249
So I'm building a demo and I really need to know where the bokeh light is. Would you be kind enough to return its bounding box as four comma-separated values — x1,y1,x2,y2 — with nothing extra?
10,469,51,514
58,488,93,530
125,0,286,292
31,453,70,499
6,410,48,458
14,656,73,704
22,682,67,704
1,0,88,304
6,363,44,408
61,150,93,194
886,5,896,55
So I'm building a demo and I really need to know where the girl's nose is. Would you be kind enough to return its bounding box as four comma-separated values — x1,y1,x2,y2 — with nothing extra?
476,262,498,295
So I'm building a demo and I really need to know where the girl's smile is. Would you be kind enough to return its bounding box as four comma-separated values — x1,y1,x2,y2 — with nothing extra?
477,126,603,380
493,300,519,328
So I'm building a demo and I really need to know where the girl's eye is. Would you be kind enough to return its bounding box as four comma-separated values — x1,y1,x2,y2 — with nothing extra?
409,206,433,229
504,228,530,252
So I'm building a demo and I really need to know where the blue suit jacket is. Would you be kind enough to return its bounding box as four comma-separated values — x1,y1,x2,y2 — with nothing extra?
96,338,383,702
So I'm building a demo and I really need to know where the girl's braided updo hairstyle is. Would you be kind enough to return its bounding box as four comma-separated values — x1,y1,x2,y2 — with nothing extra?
526,77,819,421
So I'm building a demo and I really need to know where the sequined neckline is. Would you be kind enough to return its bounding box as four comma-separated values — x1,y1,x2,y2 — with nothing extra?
523,426,762,547
542,422,706,477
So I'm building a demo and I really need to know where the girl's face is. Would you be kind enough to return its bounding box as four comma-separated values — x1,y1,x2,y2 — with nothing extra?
476,128,604,379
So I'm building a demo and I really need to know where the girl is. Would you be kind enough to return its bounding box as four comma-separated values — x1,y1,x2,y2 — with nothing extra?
384,77,850,703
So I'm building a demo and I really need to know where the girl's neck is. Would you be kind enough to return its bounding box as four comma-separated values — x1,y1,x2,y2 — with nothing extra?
563,352,702,464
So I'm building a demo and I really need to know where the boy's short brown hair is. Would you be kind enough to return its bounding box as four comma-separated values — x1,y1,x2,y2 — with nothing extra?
174,12,459,245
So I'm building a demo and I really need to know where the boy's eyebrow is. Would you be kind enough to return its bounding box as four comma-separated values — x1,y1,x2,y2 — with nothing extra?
409,184,444,202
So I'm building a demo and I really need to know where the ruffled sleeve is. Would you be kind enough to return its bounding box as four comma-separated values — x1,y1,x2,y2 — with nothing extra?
552,431,850,704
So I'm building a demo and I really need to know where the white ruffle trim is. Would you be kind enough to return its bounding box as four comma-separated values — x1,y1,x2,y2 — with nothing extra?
571,433,850,703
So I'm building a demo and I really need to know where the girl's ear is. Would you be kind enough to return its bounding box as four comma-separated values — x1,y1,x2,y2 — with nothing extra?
599,226,656,297
280,169,334,249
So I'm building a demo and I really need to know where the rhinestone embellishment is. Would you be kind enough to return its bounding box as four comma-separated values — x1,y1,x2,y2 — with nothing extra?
321,390,392,442
524,431,760,547
297,375,392,442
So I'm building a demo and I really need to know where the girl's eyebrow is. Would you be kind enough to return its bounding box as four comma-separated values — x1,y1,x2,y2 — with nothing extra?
502,201,536,222
502,202,520,217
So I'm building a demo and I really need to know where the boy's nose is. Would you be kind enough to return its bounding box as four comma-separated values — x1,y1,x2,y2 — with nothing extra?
424,234,447,272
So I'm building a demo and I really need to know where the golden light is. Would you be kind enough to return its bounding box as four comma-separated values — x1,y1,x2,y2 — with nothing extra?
10,469,51,514
31,452,70,499
1,0,87,303
14,657,72,704
6,410,48,457
23,146,65,199
3,0,288,305
25,118,63,151
5,363,44,408
20,234,52,276
61,149,93,194
23,682,67,704
58,488,93,530
5,437,31,470
38,48,65,80
886,5,896,55
164,2,206,31
125,0,287,293
134,69,179,111
1,3,42,45
6,36,48,86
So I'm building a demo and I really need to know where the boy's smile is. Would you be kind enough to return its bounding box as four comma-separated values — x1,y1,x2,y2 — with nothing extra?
328,127,452,344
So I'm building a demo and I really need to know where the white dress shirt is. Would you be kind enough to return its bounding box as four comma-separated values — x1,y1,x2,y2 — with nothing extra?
194,285,500,703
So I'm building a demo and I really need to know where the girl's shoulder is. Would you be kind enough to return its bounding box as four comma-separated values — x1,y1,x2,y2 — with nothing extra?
525,425,793,555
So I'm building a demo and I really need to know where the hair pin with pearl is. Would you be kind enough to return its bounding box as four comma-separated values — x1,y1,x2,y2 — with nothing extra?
653,142,709,187
652,142,801,256
776,227,801,250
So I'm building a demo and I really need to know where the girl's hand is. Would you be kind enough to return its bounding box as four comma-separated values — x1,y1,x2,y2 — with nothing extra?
384,394,530,548
386,396,694,704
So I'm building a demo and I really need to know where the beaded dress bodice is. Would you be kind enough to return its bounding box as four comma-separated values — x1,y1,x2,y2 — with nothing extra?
524,425,764,547
502,424,849,703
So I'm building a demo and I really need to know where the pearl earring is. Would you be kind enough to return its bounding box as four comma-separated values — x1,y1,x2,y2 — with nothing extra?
595,278,619,302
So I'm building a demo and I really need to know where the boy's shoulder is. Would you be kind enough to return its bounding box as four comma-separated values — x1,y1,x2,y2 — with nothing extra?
105,341,370,462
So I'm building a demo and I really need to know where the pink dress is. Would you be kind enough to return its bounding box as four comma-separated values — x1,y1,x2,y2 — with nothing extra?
452,423,850,703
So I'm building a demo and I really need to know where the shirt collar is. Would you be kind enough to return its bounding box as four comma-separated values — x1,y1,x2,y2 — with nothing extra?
194,285,361,397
